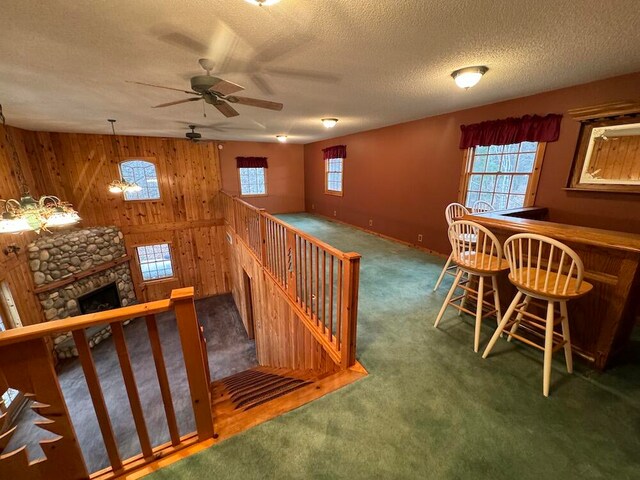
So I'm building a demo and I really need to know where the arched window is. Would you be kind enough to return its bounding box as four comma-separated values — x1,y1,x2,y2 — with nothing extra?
119,160,160,201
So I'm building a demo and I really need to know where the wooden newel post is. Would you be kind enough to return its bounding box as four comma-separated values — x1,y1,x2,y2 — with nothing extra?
340,252,361,369
259,209,268,264
170,287,215,440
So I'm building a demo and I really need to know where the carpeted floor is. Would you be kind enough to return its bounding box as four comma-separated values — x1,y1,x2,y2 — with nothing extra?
6,294,257,473
146,213,640,480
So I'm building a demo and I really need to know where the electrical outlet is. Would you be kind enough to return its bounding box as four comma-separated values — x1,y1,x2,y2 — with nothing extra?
368,219,373,227
311,203,315,210
418,234,423,242
333,210,337,217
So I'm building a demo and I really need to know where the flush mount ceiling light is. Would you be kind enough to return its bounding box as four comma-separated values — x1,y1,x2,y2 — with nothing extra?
245,0,281,5
276,135,288,143
321,118,338,128
451,66,489,89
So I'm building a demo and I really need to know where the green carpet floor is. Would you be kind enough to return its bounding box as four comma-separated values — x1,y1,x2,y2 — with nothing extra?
148,213,640,479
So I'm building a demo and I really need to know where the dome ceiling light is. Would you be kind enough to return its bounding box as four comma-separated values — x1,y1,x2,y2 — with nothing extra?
451,66,489,89
321,118,338,128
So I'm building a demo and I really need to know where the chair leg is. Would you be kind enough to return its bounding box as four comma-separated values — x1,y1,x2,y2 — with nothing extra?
508,295,531,342
491,275,502,327
543,301,555,397
434,269,463,328
433,253,453,292
560,301,573,374
473,276,485,353
482,291,522,359
458,272,469,317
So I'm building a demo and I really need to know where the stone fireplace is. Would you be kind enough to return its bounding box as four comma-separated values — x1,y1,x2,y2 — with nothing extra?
28,226,137,359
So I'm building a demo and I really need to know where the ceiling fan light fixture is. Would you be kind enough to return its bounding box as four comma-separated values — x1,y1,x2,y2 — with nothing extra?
451,66,488,89
245,0,281,5
276,135,288,143
321,118,338,128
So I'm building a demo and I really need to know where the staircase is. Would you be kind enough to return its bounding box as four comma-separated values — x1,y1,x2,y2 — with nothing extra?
211,367,330,419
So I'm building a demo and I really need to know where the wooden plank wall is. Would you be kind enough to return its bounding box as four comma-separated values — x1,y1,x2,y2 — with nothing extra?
0,124,45,326
1,125,230,325
225,226,339,373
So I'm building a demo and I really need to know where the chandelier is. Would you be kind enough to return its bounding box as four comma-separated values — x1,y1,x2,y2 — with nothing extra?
108,179,142,194
107,119,141,195
0,195,81,233
0,104,81,234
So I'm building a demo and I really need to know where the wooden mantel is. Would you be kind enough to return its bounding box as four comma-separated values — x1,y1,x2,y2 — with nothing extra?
33,255,131,294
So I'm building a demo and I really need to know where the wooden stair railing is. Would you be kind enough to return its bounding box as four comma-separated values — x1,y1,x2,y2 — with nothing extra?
220,191,361,369
0,287,213,480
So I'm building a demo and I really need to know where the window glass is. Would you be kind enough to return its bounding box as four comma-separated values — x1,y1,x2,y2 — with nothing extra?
464,142,540,210
239,167,267,196
120,160,160,201
326,158,343,193
136,244,174,281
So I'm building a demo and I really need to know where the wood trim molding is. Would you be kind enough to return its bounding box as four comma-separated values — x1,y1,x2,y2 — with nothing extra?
33,255,131,294
568,100,640,122
119,218,224,234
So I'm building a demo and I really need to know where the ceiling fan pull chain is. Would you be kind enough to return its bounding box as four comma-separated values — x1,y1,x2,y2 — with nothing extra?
203,101,207,118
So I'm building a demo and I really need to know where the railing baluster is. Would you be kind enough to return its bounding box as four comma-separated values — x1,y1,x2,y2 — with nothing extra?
110,322,153,459
145,314,181,447
72,329,123,473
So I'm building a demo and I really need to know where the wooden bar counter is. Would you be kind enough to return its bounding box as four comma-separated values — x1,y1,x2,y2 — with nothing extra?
465,207,640,370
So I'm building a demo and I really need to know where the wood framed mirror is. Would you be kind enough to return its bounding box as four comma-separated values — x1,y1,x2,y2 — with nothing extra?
567,101,640,193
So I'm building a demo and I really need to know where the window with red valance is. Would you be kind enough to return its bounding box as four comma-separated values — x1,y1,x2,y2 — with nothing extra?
458,114,562,211
322,145,346,196
236,157,268,196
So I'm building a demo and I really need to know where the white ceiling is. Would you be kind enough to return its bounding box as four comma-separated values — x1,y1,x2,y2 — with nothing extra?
1,0,640,144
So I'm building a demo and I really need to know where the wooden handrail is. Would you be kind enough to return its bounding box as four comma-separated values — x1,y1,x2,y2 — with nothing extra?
0,299,171,347
0,287,213,480
220,190,360,368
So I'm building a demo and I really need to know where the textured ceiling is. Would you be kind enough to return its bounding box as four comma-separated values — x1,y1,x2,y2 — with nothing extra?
1,0,640,143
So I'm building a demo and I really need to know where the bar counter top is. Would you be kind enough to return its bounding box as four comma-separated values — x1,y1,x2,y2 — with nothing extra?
463,206,640,370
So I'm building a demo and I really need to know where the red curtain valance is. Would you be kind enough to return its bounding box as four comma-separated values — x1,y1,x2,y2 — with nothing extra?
322,145,347,160
459,114,562,149
236,157,268,168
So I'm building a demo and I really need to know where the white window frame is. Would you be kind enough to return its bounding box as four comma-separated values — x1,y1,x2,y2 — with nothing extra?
135,243,175,283
238,167,267,197
459,142,546,210
119,158,161,201
325,157,344,196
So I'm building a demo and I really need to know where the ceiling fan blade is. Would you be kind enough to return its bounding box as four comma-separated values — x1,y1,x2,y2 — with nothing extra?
208,78,244,96
226,96,283,111
126,80,199,95
213,101,240,118
152,97,202,108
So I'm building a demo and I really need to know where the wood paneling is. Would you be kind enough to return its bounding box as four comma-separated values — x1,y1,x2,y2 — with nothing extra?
0,124,45,327
226,225,339,373
2,126,230,309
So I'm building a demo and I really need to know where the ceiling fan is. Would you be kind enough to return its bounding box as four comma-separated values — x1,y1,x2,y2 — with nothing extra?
128,59,284,118
185,125,218,143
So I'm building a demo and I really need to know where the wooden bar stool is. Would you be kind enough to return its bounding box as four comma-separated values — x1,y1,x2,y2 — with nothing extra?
434,220,509,352
482,233,593,396
433,203,472,292
472,200,494,214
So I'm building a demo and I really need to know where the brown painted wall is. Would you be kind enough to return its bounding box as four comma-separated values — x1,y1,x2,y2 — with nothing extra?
220,141,305,213
304,72,640,255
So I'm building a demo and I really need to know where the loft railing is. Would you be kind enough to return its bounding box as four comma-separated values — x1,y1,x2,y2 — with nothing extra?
0,287,213,480
220,191,361,368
